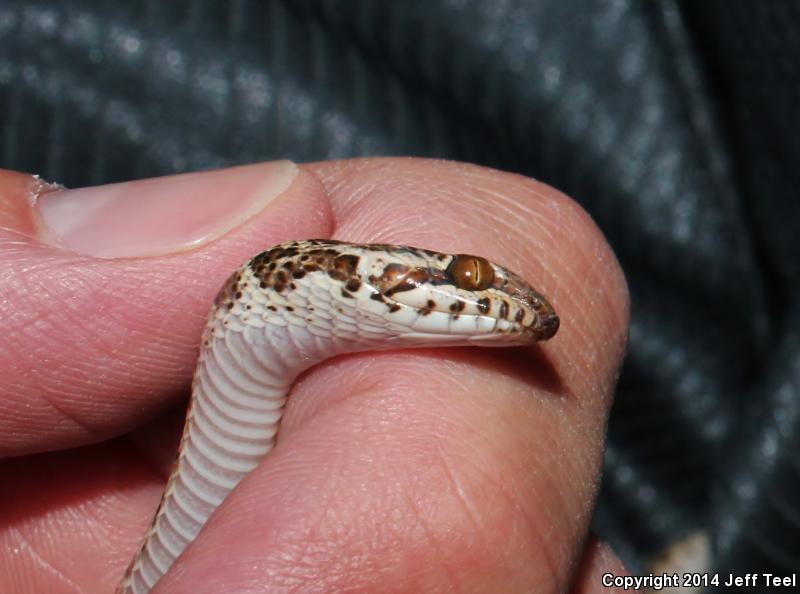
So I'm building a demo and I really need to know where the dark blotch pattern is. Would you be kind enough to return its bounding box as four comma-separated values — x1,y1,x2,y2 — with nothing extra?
449,301,466,313
249,241,362,294
419,299,436,316
499,301,509,320
371,263,434,297
213,270,242,309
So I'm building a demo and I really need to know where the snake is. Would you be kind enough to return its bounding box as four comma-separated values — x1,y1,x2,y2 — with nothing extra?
117,239,559,593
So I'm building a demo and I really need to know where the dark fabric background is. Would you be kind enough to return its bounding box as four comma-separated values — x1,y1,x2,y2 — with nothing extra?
2,0,798,587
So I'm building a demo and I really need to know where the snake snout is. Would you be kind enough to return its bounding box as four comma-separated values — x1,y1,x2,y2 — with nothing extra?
538,311,560,340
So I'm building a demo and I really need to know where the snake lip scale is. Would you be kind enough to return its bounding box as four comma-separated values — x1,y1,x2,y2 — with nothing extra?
118,239,559,593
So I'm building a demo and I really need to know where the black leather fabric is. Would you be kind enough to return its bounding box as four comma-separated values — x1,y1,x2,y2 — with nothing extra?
2,0,798,583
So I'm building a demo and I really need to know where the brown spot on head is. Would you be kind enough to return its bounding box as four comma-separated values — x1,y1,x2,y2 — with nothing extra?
213,270,242,308
372,263,430,297
449,300,466,313
334,254,359,275
419,299,436,316
345,278,361,292
274,270,290,290
328,269,348,282
499,301,509,320
378,263,408,282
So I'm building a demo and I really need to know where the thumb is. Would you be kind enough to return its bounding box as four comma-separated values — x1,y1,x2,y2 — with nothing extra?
0,162,331,457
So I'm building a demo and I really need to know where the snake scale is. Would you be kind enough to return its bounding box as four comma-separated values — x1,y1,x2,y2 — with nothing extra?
118,240,559,593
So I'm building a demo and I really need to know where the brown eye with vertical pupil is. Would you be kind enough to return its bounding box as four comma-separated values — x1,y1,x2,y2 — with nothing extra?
447,255,494,290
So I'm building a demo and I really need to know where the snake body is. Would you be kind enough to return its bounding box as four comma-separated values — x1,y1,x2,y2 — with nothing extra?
118,240,559,593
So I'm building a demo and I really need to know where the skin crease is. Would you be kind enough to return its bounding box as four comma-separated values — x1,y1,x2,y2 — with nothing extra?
0,158,630,594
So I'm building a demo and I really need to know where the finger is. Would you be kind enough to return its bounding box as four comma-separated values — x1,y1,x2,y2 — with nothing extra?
0,162,332,456
570,539,629,594
155,158,629,593
0,441,152,593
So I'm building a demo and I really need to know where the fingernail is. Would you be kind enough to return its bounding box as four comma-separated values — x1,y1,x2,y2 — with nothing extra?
36,161,298,258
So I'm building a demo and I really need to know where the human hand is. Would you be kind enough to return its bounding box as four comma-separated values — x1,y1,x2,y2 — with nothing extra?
0,158,629,593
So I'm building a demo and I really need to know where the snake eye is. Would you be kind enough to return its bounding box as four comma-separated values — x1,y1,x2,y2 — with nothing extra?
448,255,494,291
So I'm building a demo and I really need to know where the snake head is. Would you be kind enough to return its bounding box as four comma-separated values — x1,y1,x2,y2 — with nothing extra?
234,240,558,347
364,248,559,345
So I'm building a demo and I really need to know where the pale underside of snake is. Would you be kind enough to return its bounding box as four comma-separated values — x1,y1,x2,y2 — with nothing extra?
117,240,559,594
